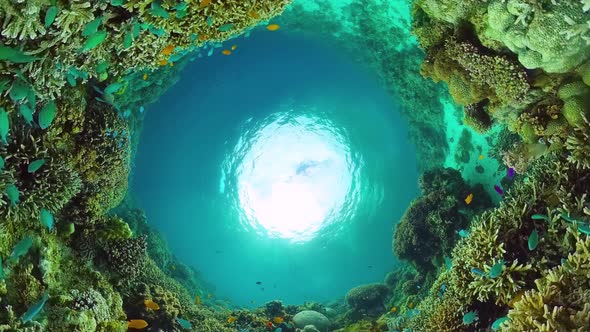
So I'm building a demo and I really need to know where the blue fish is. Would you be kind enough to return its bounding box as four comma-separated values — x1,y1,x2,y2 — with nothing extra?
531,214,549,221
176,317,192,329
458,229,469,237
489,260,505,278
528,229,539,251
21,292,49,323
0,255,4,280
5,183,19,206
0,107,9,144
0,156,4,171
207,16,213,27
218,23,235,32
19,104,34,126
470,267,486,277
444,256,452,270
491,316,508,331
40,208,54,231
578,224,590,235
28,159,46,173
275,328,282,332
10,236,33,262
139,106,145,113
462,311,478,325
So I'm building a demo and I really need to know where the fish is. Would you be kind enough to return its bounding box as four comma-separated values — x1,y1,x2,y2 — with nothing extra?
5,184,19,206
19,104,34,126
82,17,103,37
222,50,231,55
0,46,40,63
470,267,486,277
0,79,9,94
267,24,280,31
21,292,49,323
227,316,237,323
494,185,504,196
144,299,160,310
40,208,54,231
248,10,260,19
408,302,414,309
105,82,124,94
139,106,145,113
148,25,165,37
488,260,504,278
81,30,107,52
507,167,515,179
151,1,169,18
531,214,549,221
218,23,235,32
39,101,56,129
528,229,539,251
0,156,4,171
231,45,237,51
199,0,211,9
464,193,473,205
161,44,175,56
276,328,283,332
491,316,508,331
478,155,484,160
578,224,590,235
132,20,141,38
169,62,174,67
390,306,397,313
44,6,58,28
10,236,32,263
143,73,148,80
128,319,148,329
445,256,452,270
0,108,9,144
123,32,133,49
508,290,525,307
158,59,168,66
256,281,262,285
407,309,420,318
111,0,125,5
272,317,284,324
0,255,4,280
10,79,30,102
176,317,192,329
195,295,201,304
28,159,46,173
458,229,469,237
208,294,213,298
462,311,478,325
207,16,213,27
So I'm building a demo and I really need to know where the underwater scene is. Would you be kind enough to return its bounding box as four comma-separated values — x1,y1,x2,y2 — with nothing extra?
1,0,590,331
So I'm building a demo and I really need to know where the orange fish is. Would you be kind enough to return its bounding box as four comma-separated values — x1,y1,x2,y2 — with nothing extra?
390,306,397,313
231,45,237,51
128,319,148,329
266,321,273,328
227,316,237,323
247,10,260,19
199,34,208,41
142,73,147,80
195,295,201,305
478,155,484,160
465,193,473,205
199,0,211,9
266,24,280,31
161,44,175,56
272,317,284,324
158,59,168,66
222,49,231,55
144,299,160,310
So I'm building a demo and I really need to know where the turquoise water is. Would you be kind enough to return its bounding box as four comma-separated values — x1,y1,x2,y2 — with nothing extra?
133,30,419,307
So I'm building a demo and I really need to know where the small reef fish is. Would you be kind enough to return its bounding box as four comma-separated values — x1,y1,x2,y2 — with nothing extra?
227,316,237,323
231,45,237,51
470,267,486,277
0,255,4,280
82,17,103,37
507,167,515,179
508,290,525,308
21,292,49,323
578,224,590,235
39,101,56,130
81,31,107,53
143,73,148,80
488,260,504,278
272,316,284,324
0,108,8,144
528,229,539,251
161,44,175,56
478,154,484,160
462,311,478,325
0,46,40,63
105,82,124,94
140,106,145,113
390,306,397,313
158,59,168,66
445,256,452,270
195,295,201,304
207,16,213,27
407,302,414,309
438,284,447,298
199,0,211,9
222,50,231,55
207,294,213,298
10,79,30,102
10,236,33,262
20,104,34,126
218,23,235,32
5,183,20,206
176,317,192,329
256,281,262,285
248,10,260,19
40,208,54,231
0,156,4,171
169,62,174,67
491,316,508,331
531,214,549,221
44,6,58,28
28,159,46,173
128,319,148,329
266,321,273,328
493,185,504,196
199,34,208,41
144,299,160,310
151,1,169,18
458,229,469,237
407,309,420,318
464,193,473,205
267,24,280,31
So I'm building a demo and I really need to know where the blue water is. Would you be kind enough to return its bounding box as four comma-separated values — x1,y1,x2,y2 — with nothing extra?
133,29,419,307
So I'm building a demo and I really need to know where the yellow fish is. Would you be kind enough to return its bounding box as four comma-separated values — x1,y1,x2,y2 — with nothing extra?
161,44,175,56
169,62,174,67
158,59,168,66
195,295,201,305
465,193,473,205
272,317,284,324
142,73,147,80
199,0,211,9
231,45,237,51
199,34,208,41
128,319,148,329
171,265,176,270
266,24,280,31
222,50,231,55
247,10,260,19
478,155,484,160
144,299,160,310
390,306,397,313
408,302,414,309
227,316,237,323
509,290,525,308
208,294,213,298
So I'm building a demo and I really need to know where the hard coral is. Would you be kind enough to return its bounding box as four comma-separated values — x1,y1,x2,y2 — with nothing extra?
345,283,390,316
103,235,147,281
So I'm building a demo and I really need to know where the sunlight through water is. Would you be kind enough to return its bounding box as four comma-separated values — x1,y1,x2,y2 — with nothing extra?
222,105,363,243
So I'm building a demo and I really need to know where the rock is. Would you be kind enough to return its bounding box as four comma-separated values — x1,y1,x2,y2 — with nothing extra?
293,310,330,331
